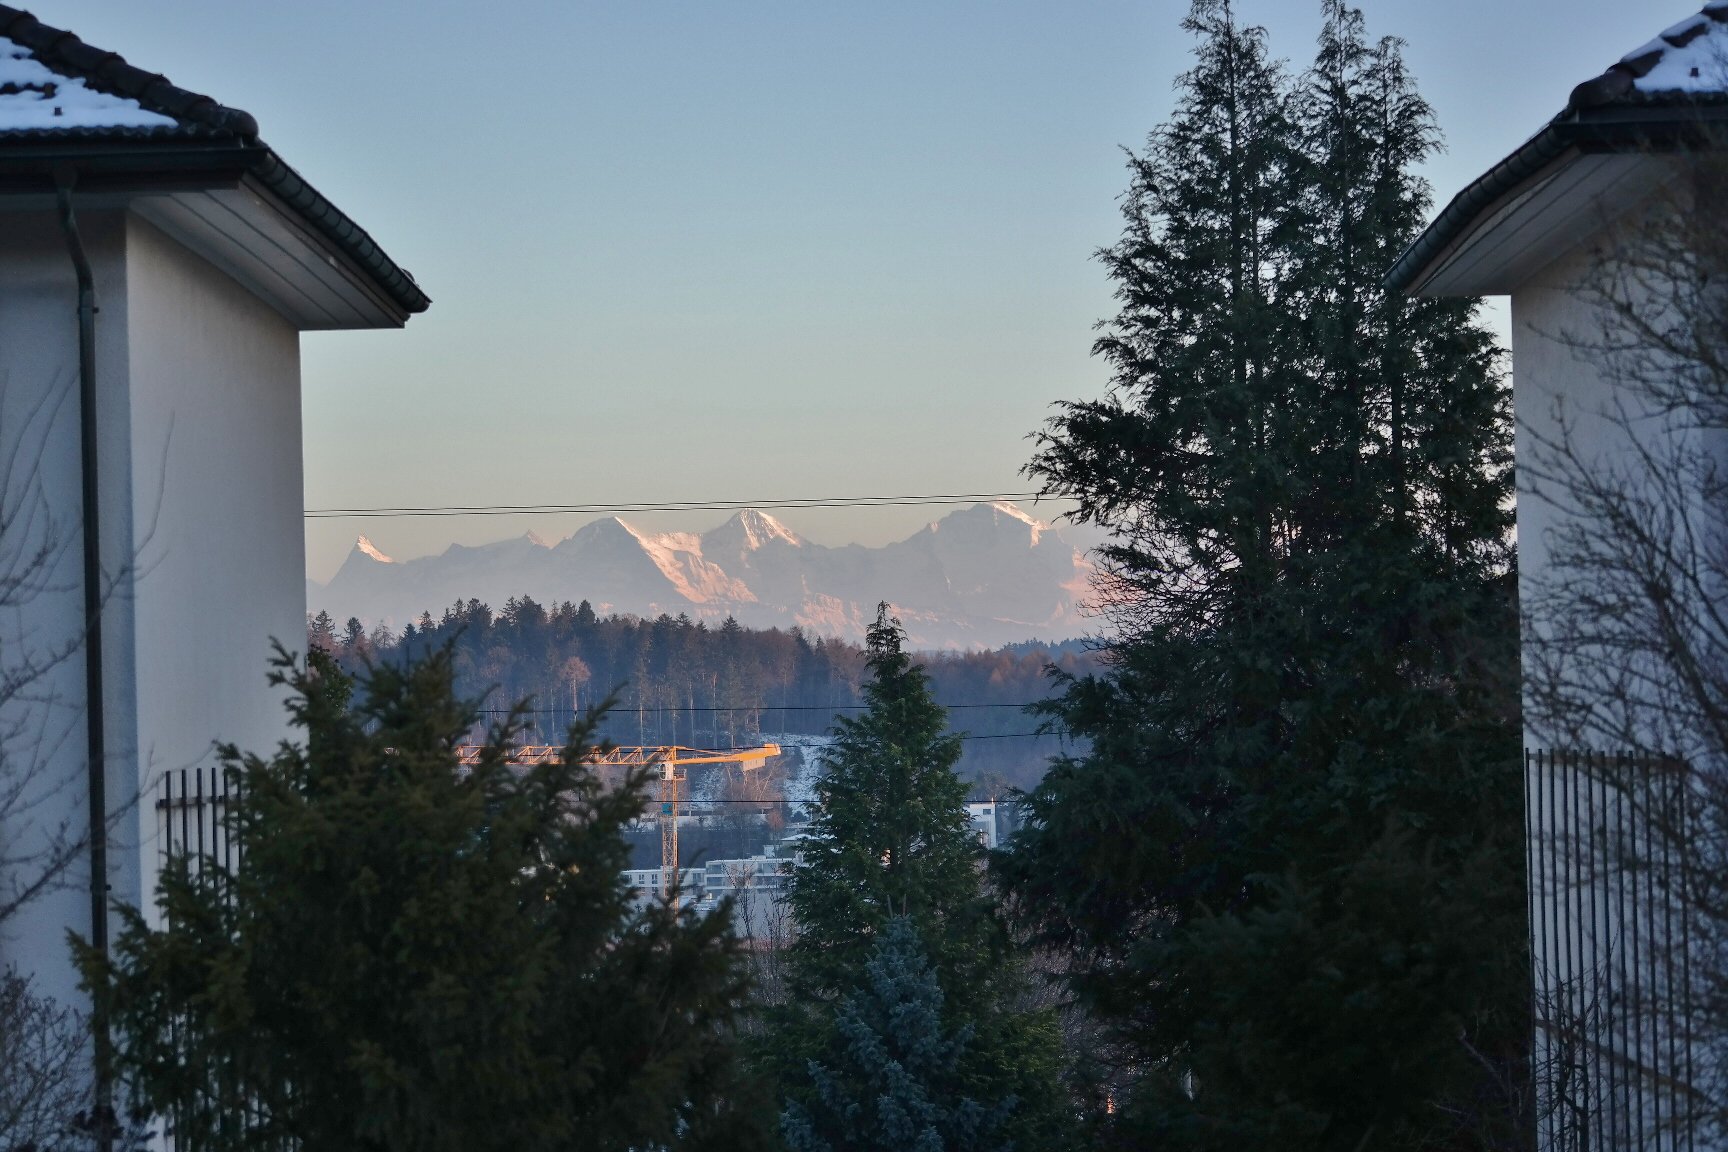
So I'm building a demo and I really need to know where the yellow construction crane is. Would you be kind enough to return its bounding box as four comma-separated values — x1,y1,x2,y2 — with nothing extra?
455,742,781,894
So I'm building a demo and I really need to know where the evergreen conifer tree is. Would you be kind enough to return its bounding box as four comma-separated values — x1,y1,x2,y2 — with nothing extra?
999,3,1525,1147
81,646,761,1152
781,917,1015,1152
787,605,987,1003
307,608,337,652
776,605,1070,1151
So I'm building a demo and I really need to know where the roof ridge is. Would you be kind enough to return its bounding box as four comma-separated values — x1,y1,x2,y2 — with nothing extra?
1570,1,1728,110
0,4,256,137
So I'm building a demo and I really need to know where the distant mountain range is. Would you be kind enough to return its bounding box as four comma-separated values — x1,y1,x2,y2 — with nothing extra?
308,502,1098,649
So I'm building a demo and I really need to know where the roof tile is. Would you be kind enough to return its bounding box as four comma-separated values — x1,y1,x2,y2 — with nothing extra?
0,5,428,318
1576,3,1728,108
0,5,256,136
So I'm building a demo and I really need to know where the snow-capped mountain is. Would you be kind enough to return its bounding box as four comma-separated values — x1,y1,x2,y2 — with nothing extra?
309,503,1095,649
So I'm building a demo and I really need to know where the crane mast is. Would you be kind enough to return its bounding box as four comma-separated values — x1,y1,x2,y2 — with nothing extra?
456,742,781,894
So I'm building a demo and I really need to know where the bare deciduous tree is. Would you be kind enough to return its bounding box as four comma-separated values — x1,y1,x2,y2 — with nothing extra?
0,385,84,932
0,383,97,1151
0,968,87,1150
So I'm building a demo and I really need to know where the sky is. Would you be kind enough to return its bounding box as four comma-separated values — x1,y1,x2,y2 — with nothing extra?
45,0,1685,581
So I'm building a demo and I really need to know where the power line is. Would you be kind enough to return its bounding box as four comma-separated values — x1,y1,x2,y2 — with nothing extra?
655,788,1030,805
304,491,1046,520
476,702,1049,715
481,732,1063,745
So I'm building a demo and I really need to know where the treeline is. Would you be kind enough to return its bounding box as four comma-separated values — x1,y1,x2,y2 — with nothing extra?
309,595,1095,791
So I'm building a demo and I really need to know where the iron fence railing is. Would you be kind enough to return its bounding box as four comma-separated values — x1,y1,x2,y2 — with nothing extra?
1528,749,1701,1152
153,766,291,1152
156,765,238,880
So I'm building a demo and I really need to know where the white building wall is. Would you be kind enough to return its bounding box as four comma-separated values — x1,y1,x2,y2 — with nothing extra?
0,209,133,1010
0,207,304,1014
123,214,303,927
1511,220,1703,1151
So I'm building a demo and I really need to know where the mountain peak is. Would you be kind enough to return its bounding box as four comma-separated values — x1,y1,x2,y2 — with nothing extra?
706,508,803,552
354,535,394,564
735,508,802,548
987,501,1043,529
523,529,555,548
925,502,1047,543
567,515,639,541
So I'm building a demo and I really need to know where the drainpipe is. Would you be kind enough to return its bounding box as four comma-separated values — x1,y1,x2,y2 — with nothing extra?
54,167,113,1144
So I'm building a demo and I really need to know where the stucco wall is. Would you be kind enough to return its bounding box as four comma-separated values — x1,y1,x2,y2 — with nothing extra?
123,214,304,929
1512,244,1628,990
1512,244,1612,646
0,209,133,1009
1509,204,1713,1147
1511,231,1718,741
0,208,304,1014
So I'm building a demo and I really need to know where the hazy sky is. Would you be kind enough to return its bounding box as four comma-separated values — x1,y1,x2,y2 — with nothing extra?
49,0,1679,580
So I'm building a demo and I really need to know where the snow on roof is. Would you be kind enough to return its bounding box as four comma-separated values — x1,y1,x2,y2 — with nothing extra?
0,36,176,130
0,6,259,137
0,6,428,320
1573,3,1728,107
1631,6,1728,95
1393,4,1728,294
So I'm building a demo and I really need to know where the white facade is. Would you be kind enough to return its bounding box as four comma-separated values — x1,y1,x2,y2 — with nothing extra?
0,203,341,1008
965,801,999,850
0,24,426,1033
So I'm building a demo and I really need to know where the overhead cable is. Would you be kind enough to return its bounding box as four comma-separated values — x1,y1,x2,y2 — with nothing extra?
475,702,1052,715
304,491,1047,519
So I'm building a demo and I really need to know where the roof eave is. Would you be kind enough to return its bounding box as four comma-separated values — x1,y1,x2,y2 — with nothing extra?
247,148,429,318
1387,100,1728,296
0,133,429,317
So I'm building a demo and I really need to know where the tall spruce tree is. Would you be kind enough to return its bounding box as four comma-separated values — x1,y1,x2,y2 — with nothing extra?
82,647,763,1152
786,605,988,1003
775,605,1070,1150
998,3,1525,1148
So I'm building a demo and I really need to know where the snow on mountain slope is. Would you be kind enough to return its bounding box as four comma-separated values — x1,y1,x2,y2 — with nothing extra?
700,509,809,608
313,504,1096,648
704,508,803,553
619,522,755,604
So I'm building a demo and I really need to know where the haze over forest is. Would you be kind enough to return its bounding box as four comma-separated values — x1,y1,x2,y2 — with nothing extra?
310,594,1094,795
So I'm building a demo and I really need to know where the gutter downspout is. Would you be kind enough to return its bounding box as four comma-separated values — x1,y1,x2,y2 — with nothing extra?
54,167,113,1143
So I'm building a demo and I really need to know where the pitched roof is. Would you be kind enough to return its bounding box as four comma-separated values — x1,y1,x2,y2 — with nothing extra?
1388,3,1728,295
0,8,257,137
1570,2,1728,110
0,6,428,322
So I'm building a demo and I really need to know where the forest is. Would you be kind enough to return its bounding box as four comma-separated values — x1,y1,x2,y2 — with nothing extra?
308,595,1095,794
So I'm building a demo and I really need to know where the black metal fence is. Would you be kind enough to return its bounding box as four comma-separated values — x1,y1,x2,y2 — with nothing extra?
1527,749,1701,1151
156,765,238,880
153,766,288,1152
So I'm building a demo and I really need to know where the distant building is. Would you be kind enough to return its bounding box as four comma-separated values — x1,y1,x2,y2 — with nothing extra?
622,868,704,901
0,3,426,1029
627,802,1013,941
695,852,794,943
966,801,1000,850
